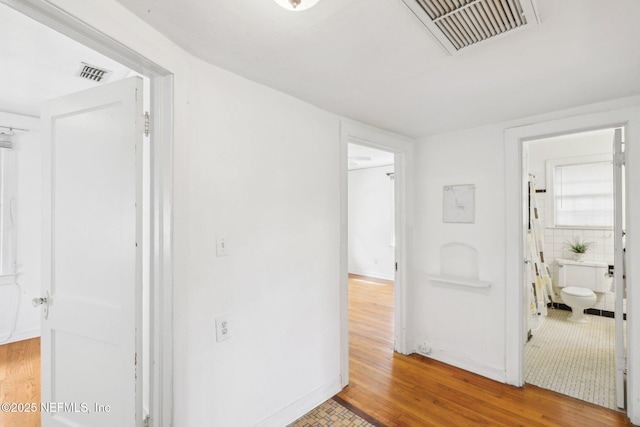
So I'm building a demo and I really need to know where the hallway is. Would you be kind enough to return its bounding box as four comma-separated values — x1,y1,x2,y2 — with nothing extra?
337,275,632,426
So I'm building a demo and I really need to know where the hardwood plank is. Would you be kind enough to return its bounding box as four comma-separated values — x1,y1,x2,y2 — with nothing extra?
0,338,41,427
338,274,633,427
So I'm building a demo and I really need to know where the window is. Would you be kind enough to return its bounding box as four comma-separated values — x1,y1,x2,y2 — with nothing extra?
547,155,613,228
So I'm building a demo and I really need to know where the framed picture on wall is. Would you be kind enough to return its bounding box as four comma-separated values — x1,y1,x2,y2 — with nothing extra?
443,184,475,223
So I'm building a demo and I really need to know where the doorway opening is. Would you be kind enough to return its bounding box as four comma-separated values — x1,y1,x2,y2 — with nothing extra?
0,1,173,425
346,143,397,383
347,143,396,282
338,122,412,388
522,127,627,410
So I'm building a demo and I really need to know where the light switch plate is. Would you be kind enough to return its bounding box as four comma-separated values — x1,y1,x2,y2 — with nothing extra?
216,233,229,257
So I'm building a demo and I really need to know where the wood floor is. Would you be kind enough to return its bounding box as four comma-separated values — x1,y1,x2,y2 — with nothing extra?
0,285,634,427
337,274,634,427
0,337,40,427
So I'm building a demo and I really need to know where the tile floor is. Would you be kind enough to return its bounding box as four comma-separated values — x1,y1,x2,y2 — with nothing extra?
288,398,375,427
525,308,618,409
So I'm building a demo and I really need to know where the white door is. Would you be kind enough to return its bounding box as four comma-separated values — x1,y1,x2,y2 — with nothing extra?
522,144,532,342
37,76,144,427
613,127,626,409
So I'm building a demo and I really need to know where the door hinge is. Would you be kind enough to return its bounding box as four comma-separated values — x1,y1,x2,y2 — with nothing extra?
143,415,150,427
395,262,398,272
144,112,150,137
614,152,625,167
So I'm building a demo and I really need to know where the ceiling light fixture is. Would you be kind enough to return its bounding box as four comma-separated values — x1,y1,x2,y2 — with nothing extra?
273,0,320,11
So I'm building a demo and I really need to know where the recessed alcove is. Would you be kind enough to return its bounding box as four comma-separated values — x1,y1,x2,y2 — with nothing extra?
428,242,491,288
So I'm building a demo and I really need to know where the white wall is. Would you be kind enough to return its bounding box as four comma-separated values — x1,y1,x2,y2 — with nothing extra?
0,111,41,344
46,1,344,425
413,124,507,381
415,96,640,424
348,165,395,280
176,60,342,427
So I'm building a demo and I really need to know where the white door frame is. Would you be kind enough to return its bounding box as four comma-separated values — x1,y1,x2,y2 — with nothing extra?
504,106,640,423
1,1,174,425
340,121,413,387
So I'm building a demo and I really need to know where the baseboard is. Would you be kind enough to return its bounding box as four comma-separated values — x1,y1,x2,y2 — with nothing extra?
415,348,506,384
255,376,342,427
0,328,40,345
348,269,394,281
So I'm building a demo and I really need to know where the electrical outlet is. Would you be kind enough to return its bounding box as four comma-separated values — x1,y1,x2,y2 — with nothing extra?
215,315,231,342
418,342,431,355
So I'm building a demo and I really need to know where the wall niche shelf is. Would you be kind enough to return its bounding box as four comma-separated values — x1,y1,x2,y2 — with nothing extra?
0,274,18,286
428,274,492,288
430,242,492,289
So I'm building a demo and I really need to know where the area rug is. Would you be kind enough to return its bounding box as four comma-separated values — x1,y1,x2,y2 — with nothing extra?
288,397,383,427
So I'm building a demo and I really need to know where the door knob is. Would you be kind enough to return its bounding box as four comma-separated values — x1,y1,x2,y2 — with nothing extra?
32,291,49,320
32,297,46,307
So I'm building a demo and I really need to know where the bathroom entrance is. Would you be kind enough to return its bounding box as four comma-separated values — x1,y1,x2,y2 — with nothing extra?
521,126,627,410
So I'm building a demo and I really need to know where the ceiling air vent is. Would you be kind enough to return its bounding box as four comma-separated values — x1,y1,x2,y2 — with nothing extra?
402,0,540,54
77,63,111,83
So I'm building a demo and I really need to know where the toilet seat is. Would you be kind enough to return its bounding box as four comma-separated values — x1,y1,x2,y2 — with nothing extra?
562,286,595,297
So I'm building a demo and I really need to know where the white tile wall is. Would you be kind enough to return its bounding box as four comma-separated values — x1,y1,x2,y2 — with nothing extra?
533,194,620,312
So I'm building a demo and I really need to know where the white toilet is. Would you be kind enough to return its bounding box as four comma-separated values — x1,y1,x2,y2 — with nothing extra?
556,259,611,323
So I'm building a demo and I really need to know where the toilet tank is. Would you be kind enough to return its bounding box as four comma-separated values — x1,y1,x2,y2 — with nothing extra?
555,259,611,292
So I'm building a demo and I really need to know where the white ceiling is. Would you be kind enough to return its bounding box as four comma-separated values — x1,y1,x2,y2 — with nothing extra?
348,144,394,170
0,3,133,118
113,0,640,138
2,1,638,138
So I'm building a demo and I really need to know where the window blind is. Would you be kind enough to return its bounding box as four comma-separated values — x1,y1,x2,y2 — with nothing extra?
554,161,613,227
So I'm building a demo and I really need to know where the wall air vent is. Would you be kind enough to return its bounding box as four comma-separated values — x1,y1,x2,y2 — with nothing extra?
77,63,111,83
401,0,540,54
